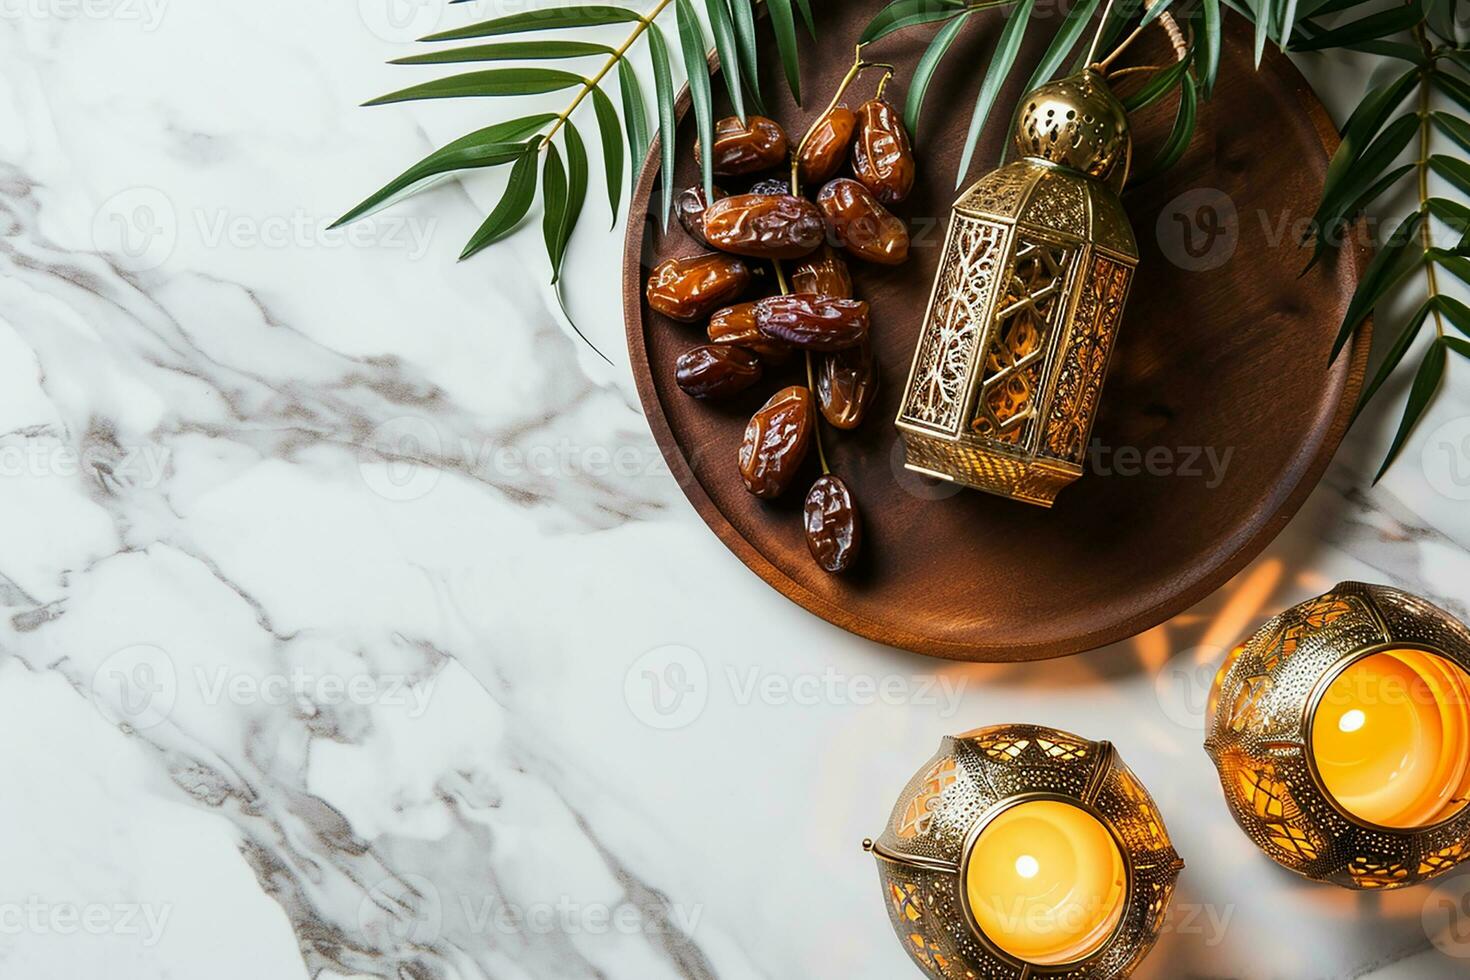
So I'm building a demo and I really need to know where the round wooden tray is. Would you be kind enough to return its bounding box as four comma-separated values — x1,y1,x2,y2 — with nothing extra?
623,5,1370,662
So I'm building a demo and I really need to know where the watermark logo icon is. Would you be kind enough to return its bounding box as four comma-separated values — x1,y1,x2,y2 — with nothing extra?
1154,645,1224,731
92,187,177,272
1423,872,1470,958
1156,187,1238,272
359,415,444,502
89,643,178,730
358,0,443,42
624,645,708,730
359,874,443,946
889,438,964,501
1422,416,1470,501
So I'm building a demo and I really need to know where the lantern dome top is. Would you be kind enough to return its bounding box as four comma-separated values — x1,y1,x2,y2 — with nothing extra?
1014,70,1129,178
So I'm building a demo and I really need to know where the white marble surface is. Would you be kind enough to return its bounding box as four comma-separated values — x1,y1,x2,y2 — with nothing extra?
2,2,1470,978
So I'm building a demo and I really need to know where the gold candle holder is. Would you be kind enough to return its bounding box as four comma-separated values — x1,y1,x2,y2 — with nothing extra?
865,724,1182,978
1205,582,1470,888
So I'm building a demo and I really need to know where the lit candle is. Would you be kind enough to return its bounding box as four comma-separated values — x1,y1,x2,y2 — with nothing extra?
964,799,1127,965
1311,649,1470,829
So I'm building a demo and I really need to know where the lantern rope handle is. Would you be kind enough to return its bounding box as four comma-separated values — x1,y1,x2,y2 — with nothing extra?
1092,1,1190,193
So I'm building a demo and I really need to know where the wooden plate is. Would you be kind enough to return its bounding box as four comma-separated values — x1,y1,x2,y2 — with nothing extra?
623,5,1370,662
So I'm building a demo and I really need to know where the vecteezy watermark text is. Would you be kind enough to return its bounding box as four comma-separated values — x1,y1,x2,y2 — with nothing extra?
1088,441,1234,487
0,898,171,946
357,874,703,946
623,645,969,729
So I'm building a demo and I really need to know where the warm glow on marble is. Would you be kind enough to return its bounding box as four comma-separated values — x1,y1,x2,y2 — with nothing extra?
965,800,1127,965
1312,649,1470,829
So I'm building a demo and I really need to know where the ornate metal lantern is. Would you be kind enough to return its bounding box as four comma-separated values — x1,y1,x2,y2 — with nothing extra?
865,724,1182,978
896,71,1137,506
1206,582,1470,889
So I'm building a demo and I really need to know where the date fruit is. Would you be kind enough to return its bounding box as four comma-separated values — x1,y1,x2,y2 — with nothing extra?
804,475,862,573
791,246,853,299
646,253,753,322
739,386,814,498
817,340,878,430
708,302,792,364
816,178,909,265
797,104,858,186
755,295,869,351
748,178,790,196
675,185,727,246
675,344,762,399
696,115,789,176
702,193,825,260
852,99,916,205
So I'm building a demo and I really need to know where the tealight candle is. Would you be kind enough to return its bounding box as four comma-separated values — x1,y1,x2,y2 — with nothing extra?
867,724,1180,978
1310,648,1470,829
965,800,1127,965
1206,583,1470,889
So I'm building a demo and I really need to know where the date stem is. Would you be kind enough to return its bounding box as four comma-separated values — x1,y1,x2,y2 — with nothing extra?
805,351,832,476
773,260,832,476
789,45,895,195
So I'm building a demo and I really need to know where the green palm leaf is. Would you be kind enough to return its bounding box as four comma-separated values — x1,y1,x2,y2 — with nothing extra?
618,59,651,185
767,0,803,104
422,5,642,43
1139,77,1199,177
906,11,970,139
334,114,555,227
542,141,569,279
795,0,817,37
955,0,1036,188
1351,298,1434,423
1292,1,1425,51
676,0,717,200
390,40,612,65
591,84,625,223
862,0,967,45
1121,49,1196,112
1201,0,1222,95
543,125,590,283
1331,210,1424,361
364,68,584,106
1021,0,1100,95
648,22,679,228
728,0,765,114
1374,338,1445,482
1432,111,1470,154
461,147,542,259
704,0,746,121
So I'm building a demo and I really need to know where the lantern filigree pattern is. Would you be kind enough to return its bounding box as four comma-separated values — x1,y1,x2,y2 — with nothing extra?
973,239,1075,446
903,218,1007,432
866,724,1183,979
896,71,1137,507
1205,582,1470,889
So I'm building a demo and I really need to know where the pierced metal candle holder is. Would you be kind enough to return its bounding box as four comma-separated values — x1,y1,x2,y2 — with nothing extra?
865,724,1182,979
1205,582,1470,889
895,71,1137,507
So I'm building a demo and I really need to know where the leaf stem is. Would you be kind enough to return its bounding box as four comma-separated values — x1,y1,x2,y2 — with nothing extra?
1085,0,1120,64
1415,24,1446,340
540,0,676,150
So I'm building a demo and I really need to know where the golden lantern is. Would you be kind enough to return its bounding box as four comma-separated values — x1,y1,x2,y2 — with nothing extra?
1206,582,1470,889
865,724,1182,978
895,71,1137,506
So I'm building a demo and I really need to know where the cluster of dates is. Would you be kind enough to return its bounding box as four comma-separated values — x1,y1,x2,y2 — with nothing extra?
644,95,916,574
